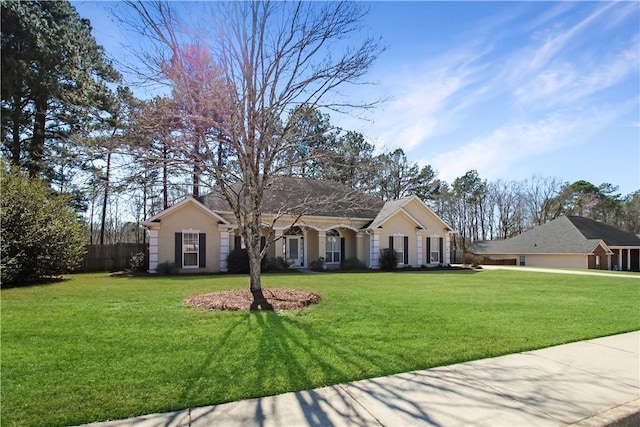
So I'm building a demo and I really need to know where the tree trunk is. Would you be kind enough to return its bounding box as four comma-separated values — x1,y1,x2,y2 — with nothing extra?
248,247,273,310
192,124,201,197
162,141,169,209
243,178,273,310
100,151,112,245
29,97,47,177
10,96,22,166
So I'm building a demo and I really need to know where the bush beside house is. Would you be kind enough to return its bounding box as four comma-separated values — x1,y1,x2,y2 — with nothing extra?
1,166,86,287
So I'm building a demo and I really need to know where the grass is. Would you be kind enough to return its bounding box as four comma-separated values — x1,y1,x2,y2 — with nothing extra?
2,269,639,427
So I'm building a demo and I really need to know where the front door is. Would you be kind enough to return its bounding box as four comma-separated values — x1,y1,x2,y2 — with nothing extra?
286,236,303,267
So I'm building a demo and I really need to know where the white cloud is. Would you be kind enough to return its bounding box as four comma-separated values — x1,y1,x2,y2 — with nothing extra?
516,42,639,106
334,1,638,185
373,75,462,151
525,2,618,73
431,107,620,183
360,41,498,152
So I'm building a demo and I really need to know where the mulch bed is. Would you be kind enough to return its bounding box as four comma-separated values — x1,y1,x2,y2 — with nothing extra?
184,288,321,311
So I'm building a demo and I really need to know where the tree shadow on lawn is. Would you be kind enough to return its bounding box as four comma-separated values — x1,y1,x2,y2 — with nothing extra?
184,309,392,426
179,309,401,418
1,275,69,289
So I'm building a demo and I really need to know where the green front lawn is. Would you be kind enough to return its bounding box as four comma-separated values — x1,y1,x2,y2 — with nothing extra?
2,270,639,426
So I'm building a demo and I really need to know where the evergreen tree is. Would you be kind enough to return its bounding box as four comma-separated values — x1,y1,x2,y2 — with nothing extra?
1,0,119,179
1,163,86,286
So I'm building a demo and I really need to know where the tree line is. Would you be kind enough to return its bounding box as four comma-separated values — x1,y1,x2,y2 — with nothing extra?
2,1,638,286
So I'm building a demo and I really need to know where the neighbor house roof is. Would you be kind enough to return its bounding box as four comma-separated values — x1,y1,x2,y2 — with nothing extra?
468,216,636,255
565,216,640,247
200,176,385,219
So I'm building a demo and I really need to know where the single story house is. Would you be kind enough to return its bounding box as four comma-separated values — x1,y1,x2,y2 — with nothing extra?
468,215,640,271
143,177,454,273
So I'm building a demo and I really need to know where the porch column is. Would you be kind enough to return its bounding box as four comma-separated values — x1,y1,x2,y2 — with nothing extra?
219,225,229,272
274,229,284,259
445,232,452,265
357,232,365,264
303,228,308,267
627,248,631,271
318,230,326,264
416,230,428,267
369,231,380,269
147,229,158,273
618,250,623,271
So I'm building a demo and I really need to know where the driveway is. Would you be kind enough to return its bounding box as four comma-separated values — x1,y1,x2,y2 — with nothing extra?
479,264,639,279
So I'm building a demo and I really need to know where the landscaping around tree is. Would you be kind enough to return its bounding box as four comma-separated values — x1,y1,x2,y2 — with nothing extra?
2,269,638,427
184,288,321,311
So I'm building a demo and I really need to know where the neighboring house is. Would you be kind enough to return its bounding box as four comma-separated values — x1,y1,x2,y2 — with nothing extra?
468,216,640,271
143,177,454,273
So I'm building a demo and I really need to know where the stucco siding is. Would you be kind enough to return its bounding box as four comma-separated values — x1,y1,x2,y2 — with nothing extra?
379,214,420,267
306,231,319,264
156,203,221,273
522,254,587,269
403,199,448,234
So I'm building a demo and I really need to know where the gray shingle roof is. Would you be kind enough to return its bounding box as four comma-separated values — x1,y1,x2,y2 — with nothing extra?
468,215,639,255
566,216,640,247
200,176,385,219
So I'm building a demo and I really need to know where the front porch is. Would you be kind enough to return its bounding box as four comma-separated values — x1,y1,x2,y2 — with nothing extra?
228,222,452,270
609,247,640,272
270,225,364,269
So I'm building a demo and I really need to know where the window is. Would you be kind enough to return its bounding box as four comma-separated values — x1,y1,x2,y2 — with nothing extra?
390,235,408,265
183,232,199,268
175,232,205,269
325,230,341,263
429,237,439,263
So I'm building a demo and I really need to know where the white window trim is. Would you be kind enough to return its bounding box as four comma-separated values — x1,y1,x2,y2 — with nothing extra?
393,234,405,265
325,230,341,264
429,236,440,264
182,230,200,269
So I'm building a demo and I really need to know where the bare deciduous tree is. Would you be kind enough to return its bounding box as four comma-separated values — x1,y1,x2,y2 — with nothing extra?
124,0,383,306
523,175,562,226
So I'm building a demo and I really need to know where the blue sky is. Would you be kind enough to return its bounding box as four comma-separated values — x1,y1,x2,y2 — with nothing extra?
74,1,640,196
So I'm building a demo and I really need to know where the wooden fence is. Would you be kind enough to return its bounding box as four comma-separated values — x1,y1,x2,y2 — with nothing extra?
78,243,148,272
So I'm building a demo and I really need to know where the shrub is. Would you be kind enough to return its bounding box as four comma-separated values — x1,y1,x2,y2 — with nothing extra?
1,166,86,287
309,257,325,271
129,252,146,272
156,261,178,275
227,248,250,274
340,257,367,270
379,248,398,271
228,250,291,274
463,252,482,267
262,256,289,272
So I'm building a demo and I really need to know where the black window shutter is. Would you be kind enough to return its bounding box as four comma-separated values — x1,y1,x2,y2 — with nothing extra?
199,233,206,268
340,237,345,262
439,237,444,264
234,235,242,250
403,236,409,265
175,232,182,266
426,238,431,262
389,236,394,250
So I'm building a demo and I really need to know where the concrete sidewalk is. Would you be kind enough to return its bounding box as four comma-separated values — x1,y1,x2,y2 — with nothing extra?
85,331,639,427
